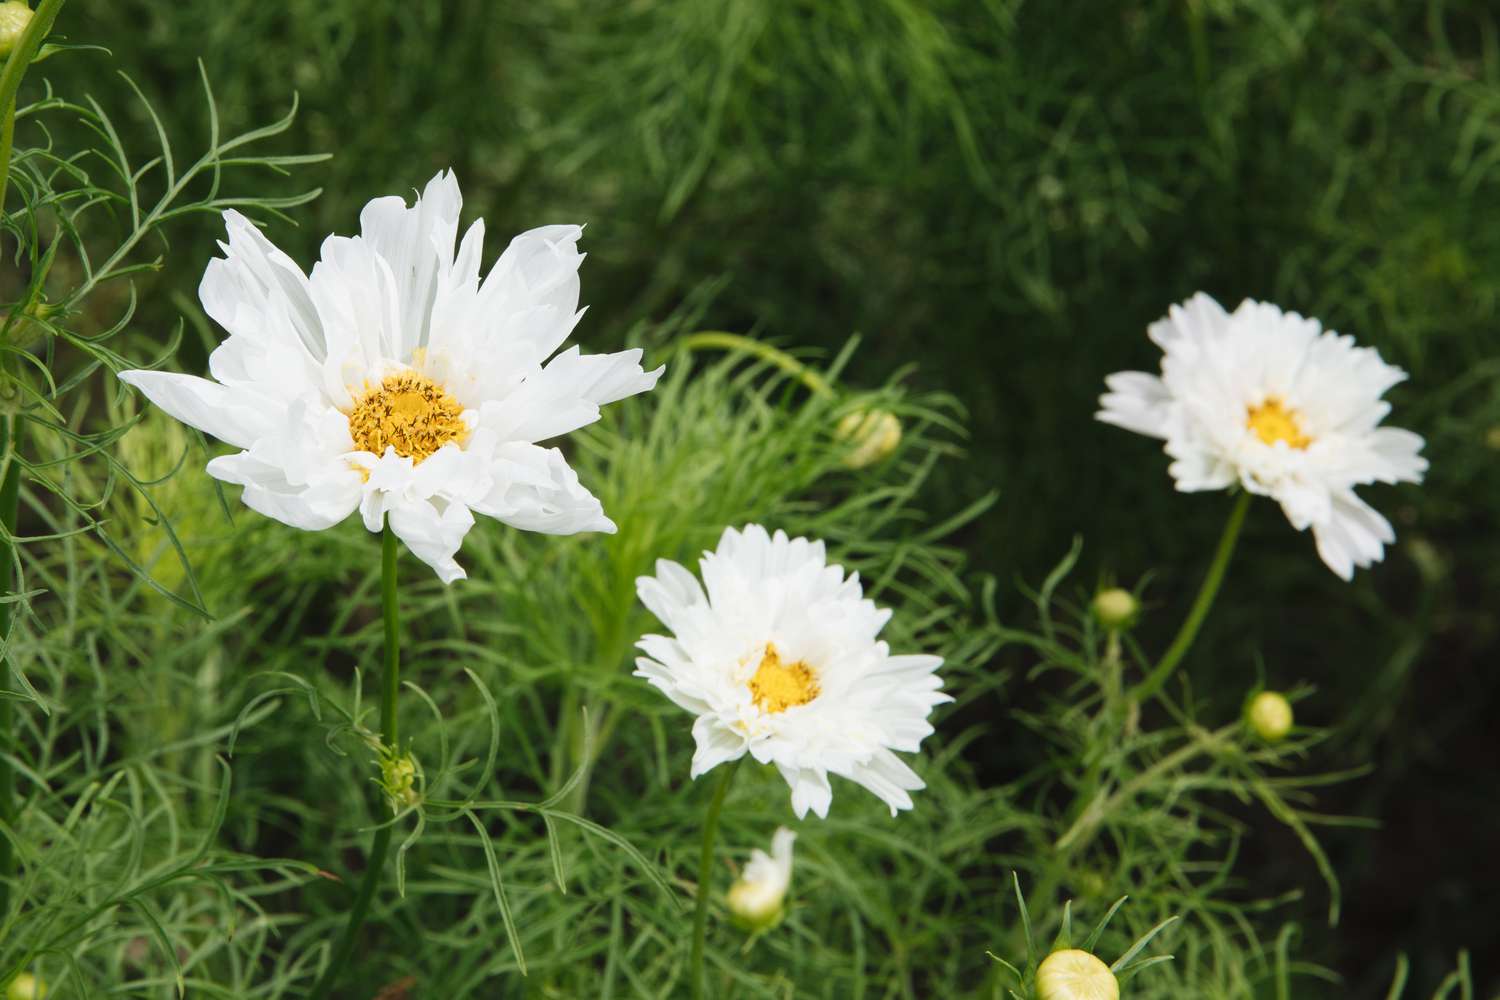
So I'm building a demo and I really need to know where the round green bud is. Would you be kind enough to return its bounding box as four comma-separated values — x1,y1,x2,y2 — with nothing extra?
1036,949,1118,1000
1091,588,1138,631
1246,691,1293,743
836,409,902,469
0,2,33,59
6,973,45,1000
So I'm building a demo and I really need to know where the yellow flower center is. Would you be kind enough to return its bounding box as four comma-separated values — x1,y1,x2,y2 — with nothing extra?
347,371,467,463
1246,397,1311,450
749,645,819,713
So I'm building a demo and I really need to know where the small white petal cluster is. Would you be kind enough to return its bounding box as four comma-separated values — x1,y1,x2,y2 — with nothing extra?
120,172,661,582
726,826,796,930
1098,293,1427,579
634,525,950,818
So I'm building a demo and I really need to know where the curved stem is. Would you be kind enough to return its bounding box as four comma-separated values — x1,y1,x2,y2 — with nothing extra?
0,0,67,216
1130,491,1252,704
0,416,21,913
689,759,740,1000
675,332,833,397
309,523,401,1000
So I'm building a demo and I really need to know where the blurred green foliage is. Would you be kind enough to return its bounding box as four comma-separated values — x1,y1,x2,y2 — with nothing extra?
12,0,1498,992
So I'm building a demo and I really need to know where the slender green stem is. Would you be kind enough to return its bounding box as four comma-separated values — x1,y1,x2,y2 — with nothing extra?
675,332,834,397
0,0,67,217
0,415,20,914
1054,724,1235,855
1130,491,1252,704
689,759,740,1000
308,524,401,1000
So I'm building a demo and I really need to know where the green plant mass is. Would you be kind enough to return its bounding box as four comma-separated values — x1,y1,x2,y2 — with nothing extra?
0,0,1494,996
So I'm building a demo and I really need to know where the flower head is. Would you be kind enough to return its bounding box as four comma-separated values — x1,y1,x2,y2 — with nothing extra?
634,525,949,818
119,172,662,582
1097,293,1426,579
726,826,796,931
1035,949,1118,1000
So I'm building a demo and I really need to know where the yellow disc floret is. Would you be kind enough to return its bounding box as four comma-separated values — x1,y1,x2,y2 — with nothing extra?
347,371,467,463
1246,397,1312,450
749,644,819,713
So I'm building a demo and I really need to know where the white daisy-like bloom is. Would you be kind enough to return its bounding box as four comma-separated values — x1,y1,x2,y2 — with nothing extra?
1097,293,1427,580
726,826,796,931
119,172,661,582
634,524,950,819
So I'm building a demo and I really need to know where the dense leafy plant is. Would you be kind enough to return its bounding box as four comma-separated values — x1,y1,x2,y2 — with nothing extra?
0,1,1493,997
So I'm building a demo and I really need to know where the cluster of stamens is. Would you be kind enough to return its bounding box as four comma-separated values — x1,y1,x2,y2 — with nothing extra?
347,371,467,463
1246,397,1312,450
749,644,820,714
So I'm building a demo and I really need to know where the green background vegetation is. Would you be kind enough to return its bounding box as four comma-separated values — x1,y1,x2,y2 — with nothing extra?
2,0,1496,995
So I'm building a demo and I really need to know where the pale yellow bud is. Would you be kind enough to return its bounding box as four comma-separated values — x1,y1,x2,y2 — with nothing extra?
1246,691,1293,742
1091,588,1138,631
6,973,45,1000
0,2,32,59
726,827,795,932
1036,949,1118,1000
836,409,901,469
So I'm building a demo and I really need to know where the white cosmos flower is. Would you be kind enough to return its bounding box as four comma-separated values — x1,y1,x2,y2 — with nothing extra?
1097,293,1427,580
119,171,661,583
726,826,796,931
634,524,950,819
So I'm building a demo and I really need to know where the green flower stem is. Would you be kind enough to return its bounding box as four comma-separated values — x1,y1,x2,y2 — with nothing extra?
689,758,740,1000
676,332,834,397
0,416,21,914
1054,723,1235,856
0,0,67,216
309,523,402,1000
1129,491,1252,704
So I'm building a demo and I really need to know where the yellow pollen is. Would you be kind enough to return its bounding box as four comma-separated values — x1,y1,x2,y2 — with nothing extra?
347,371,467,463
749,645,819,714
1246,397,1312,450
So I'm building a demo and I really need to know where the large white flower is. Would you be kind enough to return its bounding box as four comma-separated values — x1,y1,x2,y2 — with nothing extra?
1097,293,1427,579
634,525,949,819
119,172,661,582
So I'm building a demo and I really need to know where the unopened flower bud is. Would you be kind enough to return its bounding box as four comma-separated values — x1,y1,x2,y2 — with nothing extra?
6,973,45,1000
0,2,33,59
1036,949,1118,1000
726,827,795,932
380,752,420,812
836,409,901,469
1245,691,1293,742
1091,588,1138,631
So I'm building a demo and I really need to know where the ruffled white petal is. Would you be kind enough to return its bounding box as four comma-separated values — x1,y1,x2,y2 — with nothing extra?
118,371,275,450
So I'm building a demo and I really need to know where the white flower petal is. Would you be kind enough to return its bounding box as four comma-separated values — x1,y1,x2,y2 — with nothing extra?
118,371,273,450
691,716,748,778
206,451,361,531
472,442,614,535
386,496,476,584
